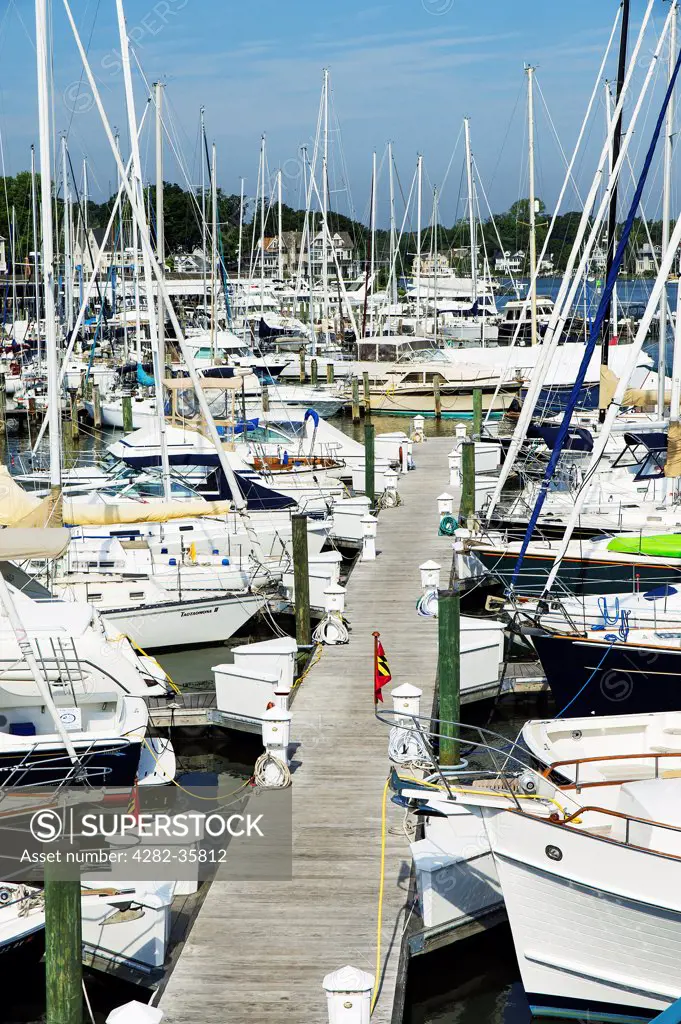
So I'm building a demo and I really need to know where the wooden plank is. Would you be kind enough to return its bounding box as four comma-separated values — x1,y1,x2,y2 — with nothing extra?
160,436,462,1024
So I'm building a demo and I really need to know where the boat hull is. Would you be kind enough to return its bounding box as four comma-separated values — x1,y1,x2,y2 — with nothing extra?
100,593,265,650
0,739,142,787
531,631,681,716
486,810,681,1021
475,549,681,597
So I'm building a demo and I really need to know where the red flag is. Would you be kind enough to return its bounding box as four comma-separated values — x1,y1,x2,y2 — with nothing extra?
373,632,392,703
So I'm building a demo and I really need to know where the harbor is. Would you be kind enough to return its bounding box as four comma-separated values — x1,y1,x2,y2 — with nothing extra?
6,0,681,1022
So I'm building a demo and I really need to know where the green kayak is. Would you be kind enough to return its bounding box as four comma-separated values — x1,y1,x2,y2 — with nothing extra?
607,534,681,558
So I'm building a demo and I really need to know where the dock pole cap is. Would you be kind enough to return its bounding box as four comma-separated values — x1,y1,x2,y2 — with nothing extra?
106,1002,164,1024
437,492,454,516
391,683,422,721
419,560,441,590
323,966,375,1024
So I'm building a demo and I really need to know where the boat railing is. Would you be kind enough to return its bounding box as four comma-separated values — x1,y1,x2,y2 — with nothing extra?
560,803,681,856
0,735,133,793
545,750,681,792
375,708,541,810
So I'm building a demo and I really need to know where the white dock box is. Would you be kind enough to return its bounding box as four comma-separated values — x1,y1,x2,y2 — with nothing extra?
460,615,504,693
232,635,297,691
472,441,501,474
213,664,282,724
411,817,501,928
282,551,343,611
351,458,392,495
330,496,371,543
472,475,498,513
374,431,410,467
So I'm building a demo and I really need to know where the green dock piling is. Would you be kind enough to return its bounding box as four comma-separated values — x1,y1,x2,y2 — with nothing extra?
438,587,461,766
459,439,476,524
364,422,375,505
472,387,483,439
122,395,133,434
291,513,312,667
45,867,82,1024
326,362,335,385
310,358,318,387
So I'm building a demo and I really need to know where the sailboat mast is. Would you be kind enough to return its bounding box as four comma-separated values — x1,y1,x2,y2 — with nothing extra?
660,0,677,416
525,66,538,347
277,168,283,281
259,134,266,314
601,0,630,410
200,106,207,320
83,157,88,240
155,81,165,371
30,146,40,356
370,150,377,336
10,207,16,342
464,117,477,305
35,0,61,494
237,176,244,282
115,133,128,361
115,0,170,498
416,153,422,327
322,68,330,344
211,141,218,357
61,136,74,334
388,141,397,305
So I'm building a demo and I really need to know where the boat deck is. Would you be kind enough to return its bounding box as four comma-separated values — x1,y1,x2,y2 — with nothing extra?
159,435,465,1024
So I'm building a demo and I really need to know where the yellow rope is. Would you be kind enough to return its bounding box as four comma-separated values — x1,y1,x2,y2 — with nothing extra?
140,735,252,806
289,643,323,695
109,633,181,694
370,777,389,1016
393,774,577,820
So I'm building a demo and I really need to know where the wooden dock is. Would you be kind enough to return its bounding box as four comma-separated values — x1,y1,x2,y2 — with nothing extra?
159,435,467,1024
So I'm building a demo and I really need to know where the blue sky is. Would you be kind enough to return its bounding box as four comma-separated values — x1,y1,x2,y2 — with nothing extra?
0,0,671,226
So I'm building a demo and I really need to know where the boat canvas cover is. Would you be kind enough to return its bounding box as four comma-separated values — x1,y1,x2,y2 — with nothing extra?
607,534,681,558
0,527,70,559
62,498,232,527
0,466,50,526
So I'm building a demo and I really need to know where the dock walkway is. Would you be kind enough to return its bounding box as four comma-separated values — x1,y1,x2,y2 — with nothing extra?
160,435,460,1024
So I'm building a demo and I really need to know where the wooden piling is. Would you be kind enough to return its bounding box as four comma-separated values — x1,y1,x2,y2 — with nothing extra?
472,387,483,439
45,866,82,1024
364,422,375,505
122,395,133,434
299,348,306,384
351,378,361,423
434,376,442,420
310,358,318,388
291,513,312,665
438,587,460,766
92,383,102,429
0,372,6,429
68,389,80,440
326,362,335,385
362,371,371,416
459,439,476,524
262,385,270,412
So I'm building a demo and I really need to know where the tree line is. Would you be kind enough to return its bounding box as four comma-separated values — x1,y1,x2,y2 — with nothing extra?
0,172,665,277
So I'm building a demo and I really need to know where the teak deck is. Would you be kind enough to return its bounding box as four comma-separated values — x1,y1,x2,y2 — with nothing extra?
160,435,463,1024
